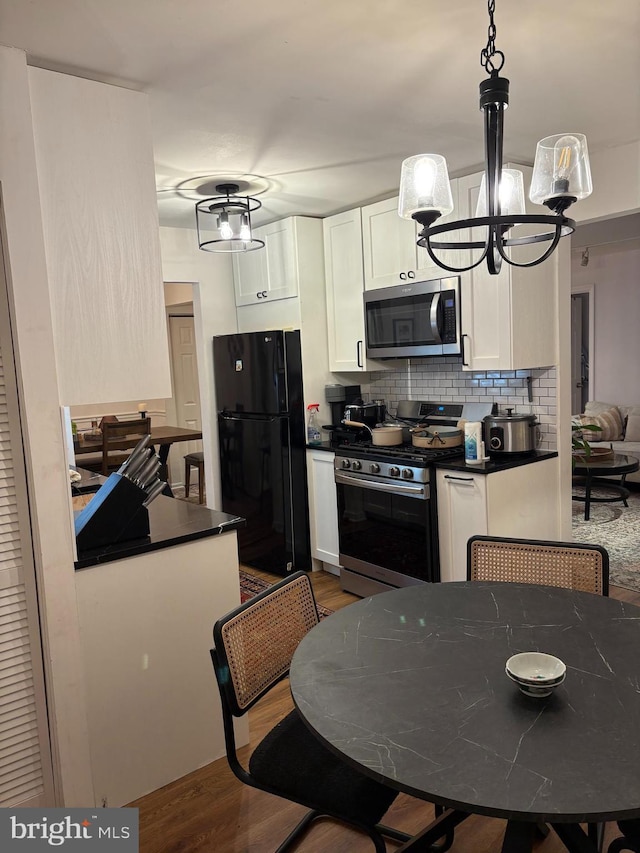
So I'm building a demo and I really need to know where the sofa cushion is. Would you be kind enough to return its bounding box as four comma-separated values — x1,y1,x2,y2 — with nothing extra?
578,406,624,442
584,401,622,417
625,414,640,442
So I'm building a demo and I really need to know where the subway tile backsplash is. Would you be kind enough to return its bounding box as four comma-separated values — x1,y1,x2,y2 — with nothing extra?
360,357,557,450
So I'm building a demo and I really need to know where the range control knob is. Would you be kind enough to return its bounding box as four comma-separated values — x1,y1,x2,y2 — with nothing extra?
340,459,351,469
352,460,362,470
401,468,414,479
369,462,380,474
389,466,400,477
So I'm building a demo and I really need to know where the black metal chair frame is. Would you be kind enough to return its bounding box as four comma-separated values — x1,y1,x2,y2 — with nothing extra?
211,571,454,853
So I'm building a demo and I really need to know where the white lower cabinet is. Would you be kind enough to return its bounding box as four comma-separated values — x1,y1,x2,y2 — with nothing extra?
436,458,560,583
306,449,340,574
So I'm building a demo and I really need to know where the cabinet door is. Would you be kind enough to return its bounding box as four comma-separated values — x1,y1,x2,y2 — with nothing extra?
232,228,268,306
458,172,513,371
233,219,298,306
436,470,488,582
307,450,340,571
362,197,418,290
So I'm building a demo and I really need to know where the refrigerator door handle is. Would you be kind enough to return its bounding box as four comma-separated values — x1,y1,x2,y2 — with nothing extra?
220,413,280,423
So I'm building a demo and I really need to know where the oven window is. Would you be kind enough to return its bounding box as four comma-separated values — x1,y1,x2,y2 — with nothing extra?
336,482,435,582
366,292,440,350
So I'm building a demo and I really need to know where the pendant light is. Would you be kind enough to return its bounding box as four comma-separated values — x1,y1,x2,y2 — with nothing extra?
398,0,592,275
196,183,265,253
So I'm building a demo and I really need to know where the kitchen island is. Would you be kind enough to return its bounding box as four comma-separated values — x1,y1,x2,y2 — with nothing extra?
72,478,247,807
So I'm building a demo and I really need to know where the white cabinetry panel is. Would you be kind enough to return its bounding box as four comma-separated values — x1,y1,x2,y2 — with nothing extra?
323,208,389,372
436,458,560,584
29,68,171,406
233,219,298,306
458,165,557,371
362,197,418,290
307,449,340,572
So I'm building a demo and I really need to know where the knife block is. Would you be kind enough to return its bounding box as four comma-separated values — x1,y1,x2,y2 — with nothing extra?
75,472,150,551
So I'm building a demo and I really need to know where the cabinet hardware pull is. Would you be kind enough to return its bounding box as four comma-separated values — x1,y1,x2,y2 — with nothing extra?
444,475,475,482
407,271,415,279
399,272,407,280
357,340,363,368
256,292,262,299
461,333,469,367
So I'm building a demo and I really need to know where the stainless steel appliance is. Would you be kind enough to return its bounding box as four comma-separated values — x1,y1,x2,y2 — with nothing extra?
334,400,494,597
364,276,461,359
483,409,539,456
213,330,310,575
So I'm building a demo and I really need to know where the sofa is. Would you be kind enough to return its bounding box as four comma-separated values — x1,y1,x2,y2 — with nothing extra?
575,401,640,484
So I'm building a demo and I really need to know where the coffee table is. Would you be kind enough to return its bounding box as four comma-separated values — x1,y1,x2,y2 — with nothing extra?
572,452,639,520
290,582,640,852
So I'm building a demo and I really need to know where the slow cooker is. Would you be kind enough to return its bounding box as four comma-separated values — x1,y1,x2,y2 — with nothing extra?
483,409,539,456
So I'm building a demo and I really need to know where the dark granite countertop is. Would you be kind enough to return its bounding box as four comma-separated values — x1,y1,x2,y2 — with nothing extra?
435,450,558,475
73,470,245,569
306,441,335,452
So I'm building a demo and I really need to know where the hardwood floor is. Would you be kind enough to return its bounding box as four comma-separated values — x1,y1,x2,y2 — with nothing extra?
129,569,639,852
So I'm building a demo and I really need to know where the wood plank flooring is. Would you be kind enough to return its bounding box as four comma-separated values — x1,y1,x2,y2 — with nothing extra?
129,569,639,852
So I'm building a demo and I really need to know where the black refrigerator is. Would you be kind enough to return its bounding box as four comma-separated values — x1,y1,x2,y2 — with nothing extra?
213,330,311,575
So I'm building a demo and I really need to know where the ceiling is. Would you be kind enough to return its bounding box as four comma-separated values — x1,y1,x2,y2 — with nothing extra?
2,0,639,231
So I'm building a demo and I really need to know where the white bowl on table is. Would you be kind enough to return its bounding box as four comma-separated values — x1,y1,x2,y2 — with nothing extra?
506,652,566,698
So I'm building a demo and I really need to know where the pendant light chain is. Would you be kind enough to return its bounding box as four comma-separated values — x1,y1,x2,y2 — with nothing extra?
480,0,504,76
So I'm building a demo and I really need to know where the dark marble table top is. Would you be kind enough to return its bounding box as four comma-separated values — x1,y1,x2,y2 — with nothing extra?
290,582,640,824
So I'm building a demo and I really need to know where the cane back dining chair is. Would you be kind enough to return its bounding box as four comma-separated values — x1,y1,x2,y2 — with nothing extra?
211,571,454,853
467,535,610,852
467,536,609,596
99,417,152,476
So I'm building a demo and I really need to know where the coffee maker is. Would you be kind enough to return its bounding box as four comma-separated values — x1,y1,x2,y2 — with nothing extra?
324,384,364,445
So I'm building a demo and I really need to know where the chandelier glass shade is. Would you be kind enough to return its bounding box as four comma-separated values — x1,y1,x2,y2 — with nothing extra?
398,0,592,275
196,183,265,253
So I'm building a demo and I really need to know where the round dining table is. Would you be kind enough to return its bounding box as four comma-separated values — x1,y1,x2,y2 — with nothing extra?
289,582,640,852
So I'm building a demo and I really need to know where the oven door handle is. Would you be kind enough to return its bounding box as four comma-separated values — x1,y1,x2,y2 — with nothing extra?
335,471,427,497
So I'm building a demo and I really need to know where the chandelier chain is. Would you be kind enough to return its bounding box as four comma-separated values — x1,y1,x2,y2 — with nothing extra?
480,0,504,76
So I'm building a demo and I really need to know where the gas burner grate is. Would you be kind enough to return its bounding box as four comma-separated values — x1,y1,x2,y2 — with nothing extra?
335,442,464,464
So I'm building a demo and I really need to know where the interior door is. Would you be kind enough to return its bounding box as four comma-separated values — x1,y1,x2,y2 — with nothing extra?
570,294,589,414
168,314,202,486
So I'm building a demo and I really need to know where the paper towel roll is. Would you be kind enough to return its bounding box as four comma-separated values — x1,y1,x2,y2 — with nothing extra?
464,421,483,464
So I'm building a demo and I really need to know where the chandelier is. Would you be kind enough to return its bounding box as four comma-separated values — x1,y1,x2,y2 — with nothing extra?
196,183,265,253
398,0,592,275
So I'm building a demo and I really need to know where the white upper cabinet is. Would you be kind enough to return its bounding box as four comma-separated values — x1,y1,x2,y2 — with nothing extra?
323,208,389,372
361,197,419,290
458,164,557,371
29,69,172,406
232,218,298,306
362,186,463,291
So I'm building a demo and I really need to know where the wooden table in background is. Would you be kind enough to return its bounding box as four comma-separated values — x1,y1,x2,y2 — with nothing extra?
75,425,203,481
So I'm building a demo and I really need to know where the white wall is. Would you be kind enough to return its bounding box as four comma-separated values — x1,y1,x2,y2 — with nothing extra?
159,226,238,508
571,239,640,405
0,45,93,805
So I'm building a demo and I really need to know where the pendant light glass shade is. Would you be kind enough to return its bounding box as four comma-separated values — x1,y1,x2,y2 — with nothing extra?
196,183,265,253
475,168,526,217
398,154,454,222
530,133,592,208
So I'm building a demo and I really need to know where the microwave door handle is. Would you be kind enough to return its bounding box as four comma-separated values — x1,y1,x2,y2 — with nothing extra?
430,292,442,344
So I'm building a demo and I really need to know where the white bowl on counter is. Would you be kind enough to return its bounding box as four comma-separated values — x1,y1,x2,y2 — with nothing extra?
506,652,566,698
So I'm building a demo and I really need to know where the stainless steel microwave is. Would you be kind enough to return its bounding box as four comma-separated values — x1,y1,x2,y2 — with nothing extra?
364,276,461,359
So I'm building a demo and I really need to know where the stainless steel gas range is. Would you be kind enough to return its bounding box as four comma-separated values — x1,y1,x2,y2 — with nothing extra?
332,400,493,598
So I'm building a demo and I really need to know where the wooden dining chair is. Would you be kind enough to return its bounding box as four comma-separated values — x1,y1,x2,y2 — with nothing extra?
211,572,453,853
99,417,152,476
467,536,609,596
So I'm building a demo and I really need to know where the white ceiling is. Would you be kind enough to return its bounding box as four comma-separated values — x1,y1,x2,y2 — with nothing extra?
2,0,639,230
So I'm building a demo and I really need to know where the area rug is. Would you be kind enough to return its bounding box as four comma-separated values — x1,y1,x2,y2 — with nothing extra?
239,569,334,619
572,487,640,592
